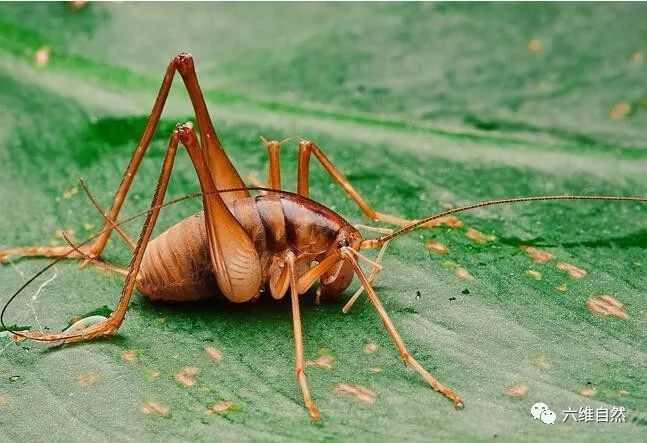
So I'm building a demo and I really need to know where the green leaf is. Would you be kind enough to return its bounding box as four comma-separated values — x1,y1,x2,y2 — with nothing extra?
0,3,645,441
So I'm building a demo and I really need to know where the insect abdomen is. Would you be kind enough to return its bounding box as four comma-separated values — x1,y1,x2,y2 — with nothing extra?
135,194,353,302
136,212,217,301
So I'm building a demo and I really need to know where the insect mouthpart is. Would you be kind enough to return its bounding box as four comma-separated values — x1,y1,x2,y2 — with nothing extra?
335,226,362,251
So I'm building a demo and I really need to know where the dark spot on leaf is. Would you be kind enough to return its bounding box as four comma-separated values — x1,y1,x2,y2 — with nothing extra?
449,297,456,301
415,290,421,300
399,307,418,314
9,375,20,382
462,289,470,295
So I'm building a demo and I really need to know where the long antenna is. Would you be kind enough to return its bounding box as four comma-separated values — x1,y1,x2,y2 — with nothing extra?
362,195,647,248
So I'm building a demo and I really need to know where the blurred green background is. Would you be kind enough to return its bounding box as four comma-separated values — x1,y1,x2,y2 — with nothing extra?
0,2,645,442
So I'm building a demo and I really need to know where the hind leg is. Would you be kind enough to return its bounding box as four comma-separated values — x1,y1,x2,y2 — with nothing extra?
13,125,183,343
1,53,248,264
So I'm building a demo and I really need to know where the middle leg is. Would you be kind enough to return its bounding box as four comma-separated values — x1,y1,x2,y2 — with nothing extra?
296,139,418,227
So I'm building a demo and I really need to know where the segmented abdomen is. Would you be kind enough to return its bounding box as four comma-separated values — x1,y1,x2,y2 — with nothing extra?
136,194,349,301
136,212,216,301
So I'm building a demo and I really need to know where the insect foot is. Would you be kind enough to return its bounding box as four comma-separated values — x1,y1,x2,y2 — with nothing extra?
64,315,110,336
14,315,117,344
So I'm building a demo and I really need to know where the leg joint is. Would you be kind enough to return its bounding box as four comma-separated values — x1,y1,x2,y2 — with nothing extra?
173,52,195,74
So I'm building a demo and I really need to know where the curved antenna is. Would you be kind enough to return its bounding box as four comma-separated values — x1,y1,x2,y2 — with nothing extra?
362,195,647,248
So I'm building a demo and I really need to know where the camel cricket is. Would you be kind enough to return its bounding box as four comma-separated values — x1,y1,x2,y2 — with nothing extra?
1,53,645,421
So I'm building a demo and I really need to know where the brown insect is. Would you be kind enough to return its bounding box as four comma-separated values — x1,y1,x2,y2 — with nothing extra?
1,53,645,421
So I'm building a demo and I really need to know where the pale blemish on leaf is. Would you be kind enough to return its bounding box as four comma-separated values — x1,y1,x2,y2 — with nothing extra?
64,315,107,336
76,372,101,387
519,245,554,264
555,283,568,292
454,267,474,281
618,389,629,396
630,51,643,63
363,343,379,354
307,348,334,369
306,355,334,370
34,47,50,68
121,350,137,363
140,400,169,417
62,185,78,200
505,384,528,397
145,369,160,379
586,295,628,320
207,401,235,414
422,215,462,228
443,260,474,280
579,387,596,397
527,38,542,52
68,1,87,10
556,262,587,279
83,222,95,231
334,383,376,404
0,394,5,406
524,269,541,281
535,357,551,370
464,228,495,244
369,367,384,374
204,346,223,361
610,101,631,120
54,229,76,243
176,366,199,387
425,239,449,254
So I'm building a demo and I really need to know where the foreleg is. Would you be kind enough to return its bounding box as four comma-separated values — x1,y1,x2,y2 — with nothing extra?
341,248,463,409
296,139,418,227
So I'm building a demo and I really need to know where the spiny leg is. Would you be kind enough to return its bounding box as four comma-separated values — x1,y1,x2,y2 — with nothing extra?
342,235,392,314
341,248,463,409
14,126,182,343
79,179,135,251
296,139,423,227
86,55,177,257
0,179,135,265
287,251,322,421
60,232,128,277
